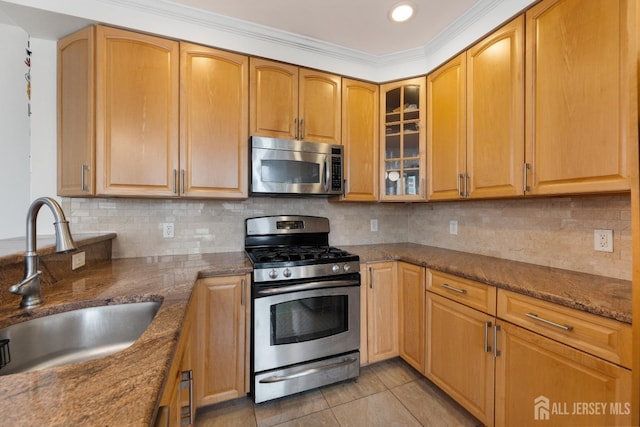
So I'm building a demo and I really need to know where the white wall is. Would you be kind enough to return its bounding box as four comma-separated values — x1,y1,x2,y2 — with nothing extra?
0,24,30,238
0,25,59,239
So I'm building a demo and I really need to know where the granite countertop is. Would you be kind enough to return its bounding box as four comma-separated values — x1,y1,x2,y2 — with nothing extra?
0,239,631,425
0,249,252,427
345,243,632,324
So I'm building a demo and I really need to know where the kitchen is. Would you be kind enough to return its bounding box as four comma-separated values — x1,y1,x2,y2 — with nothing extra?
0,0,637,426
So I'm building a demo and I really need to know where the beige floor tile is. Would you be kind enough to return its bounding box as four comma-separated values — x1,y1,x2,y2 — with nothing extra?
195,396,257,427
390,377,481,427
331,390,421,427
273,408,340,427
369,358,421,389
254,389,329,427
321,365,387,407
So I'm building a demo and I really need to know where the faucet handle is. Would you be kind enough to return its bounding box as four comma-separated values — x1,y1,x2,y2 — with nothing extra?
9,271,43,308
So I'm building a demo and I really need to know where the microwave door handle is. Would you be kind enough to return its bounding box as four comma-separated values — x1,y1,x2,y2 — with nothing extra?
323,156,330,192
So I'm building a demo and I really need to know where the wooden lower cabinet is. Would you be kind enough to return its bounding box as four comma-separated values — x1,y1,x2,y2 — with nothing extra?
156,298,196,427
425,291,495,426
398,262,425,372
365,262,398,363
193,275,250,407
495,320,632,427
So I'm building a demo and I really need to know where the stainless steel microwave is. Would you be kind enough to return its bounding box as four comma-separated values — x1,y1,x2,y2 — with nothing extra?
250,136,343,196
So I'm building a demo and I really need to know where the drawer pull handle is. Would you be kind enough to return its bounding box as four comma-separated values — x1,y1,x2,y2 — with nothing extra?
484,322,492,353
441,283,467,294
525,313,573,331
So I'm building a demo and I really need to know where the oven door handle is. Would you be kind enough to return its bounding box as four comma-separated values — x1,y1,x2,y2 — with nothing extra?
258,356,358,383
256,279,360,296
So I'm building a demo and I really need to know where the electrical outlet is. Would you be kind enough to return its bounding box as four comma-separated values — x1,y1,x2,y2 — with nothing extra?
71,251,86,270
163,223,175,239
370,219,378,232
594,229,613,252
449,220,458,235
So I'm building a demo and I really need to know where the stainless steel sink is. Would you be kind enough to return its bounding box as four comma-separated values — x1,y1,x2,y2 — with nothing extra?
0,301,161,375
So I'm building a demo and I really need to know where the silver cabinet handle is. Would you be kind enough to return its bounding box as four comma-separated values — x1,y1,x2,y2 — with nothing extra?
172,169,178,194
259,357,358,383
80,164,91,192
493,324,501,357
369,267,374,289
440,283,467,294
458,173,464,197
241,279,245,306
300,118,305,139
484,322,492,353
180,370,194,425
180,169,186,194
463,173,469,197
294,118,299,139
523,162,531,192
525,313,573,331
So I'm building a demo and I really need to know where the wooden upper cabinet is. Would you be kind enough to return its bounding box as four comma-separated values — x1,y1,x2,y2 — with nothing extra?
428,16,524,201
95,26,180,196
467,16,524,199
298,68,341,144
524,0,634,195
340,78,379,201
180,43,248,199
250,58,341,144
427,53,466,201
57,26,95,196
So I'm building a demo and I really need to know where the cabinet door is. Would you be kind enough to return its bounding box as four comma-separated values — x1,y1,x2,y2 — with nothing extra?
180,43,248,199
299,68,341,144
250,58,298,139
524,0,633,195
340,78,379,201
427,54,466,201
495,321,632,427
359,263,369,365
95,26,179,196
425,292,495,426
194,275,249,407
57,26,94,196
380,78,427,200
366,262,398,363
398,262,425,373
467,16,524,199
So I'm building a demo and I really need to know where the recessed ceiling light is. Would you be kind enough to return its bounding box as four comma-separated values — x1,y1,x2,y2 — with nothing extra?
389,1,416,23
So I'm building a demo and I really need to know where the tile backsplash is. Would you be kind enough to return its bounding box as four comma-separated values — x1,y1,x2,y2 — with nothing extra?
62,194,632,280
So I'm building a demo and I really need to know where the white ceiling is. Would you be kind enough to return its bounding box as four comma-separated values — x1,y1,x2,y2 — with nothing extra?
166,0,479,56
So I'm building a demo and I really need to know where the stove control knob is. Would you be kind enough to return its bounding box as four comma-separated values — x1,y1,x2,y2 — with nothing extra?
343,263,351,272
332,264,340,273
283,268,292,278
269,269,278,279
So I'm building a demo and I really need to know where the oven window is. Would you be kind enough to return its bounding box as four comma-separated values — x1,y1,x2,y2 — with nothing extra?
261,160,320,184
271,295,348,345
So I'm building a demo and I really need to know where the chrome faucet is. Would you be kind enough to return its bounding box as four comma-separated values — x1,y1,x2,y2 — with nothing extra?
9,197,78,308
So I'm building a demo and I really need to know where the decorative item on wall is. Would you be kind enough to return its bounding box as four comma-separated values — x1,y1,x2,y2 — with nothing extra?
25,36,31,116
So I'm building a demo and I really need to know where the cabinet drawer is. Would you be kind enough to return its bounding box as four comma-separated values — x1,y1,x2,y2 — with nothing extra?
427,270,496,315
497,289,632,369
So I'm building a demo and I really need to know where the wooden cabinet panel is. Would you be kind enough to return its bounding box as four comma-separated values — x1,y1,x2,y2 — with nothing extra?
497,289,632,369
467,16,524,199
524,0,633,195
299,68,341,144
57,26,95,196
427,53,466,201
428,270,496,315
495,320,632,427
426,292,495,426
359,263,369,365
180,43,248,198
340,78,379,201
250,58,298,139
398,262,425,373
194,275,249,407
95,26,179,196
366,262,398,362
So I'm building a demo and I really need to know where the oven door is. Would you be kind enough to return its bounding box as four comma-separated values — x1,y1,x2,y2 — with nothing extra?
253,279,360,373
250,137,342,195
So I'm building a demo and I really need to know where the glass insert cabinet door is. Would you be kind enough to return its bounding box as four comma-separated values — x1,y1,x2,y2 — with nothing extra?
380,77,426,200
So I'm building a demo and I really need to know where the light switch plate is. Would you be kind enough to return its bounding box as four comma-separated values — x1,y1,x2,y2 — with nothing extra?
72,251,86,270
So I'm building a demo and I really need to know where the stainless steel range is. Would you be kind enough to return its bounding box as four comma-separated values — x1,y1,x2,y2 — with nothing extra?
245,215,360,404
